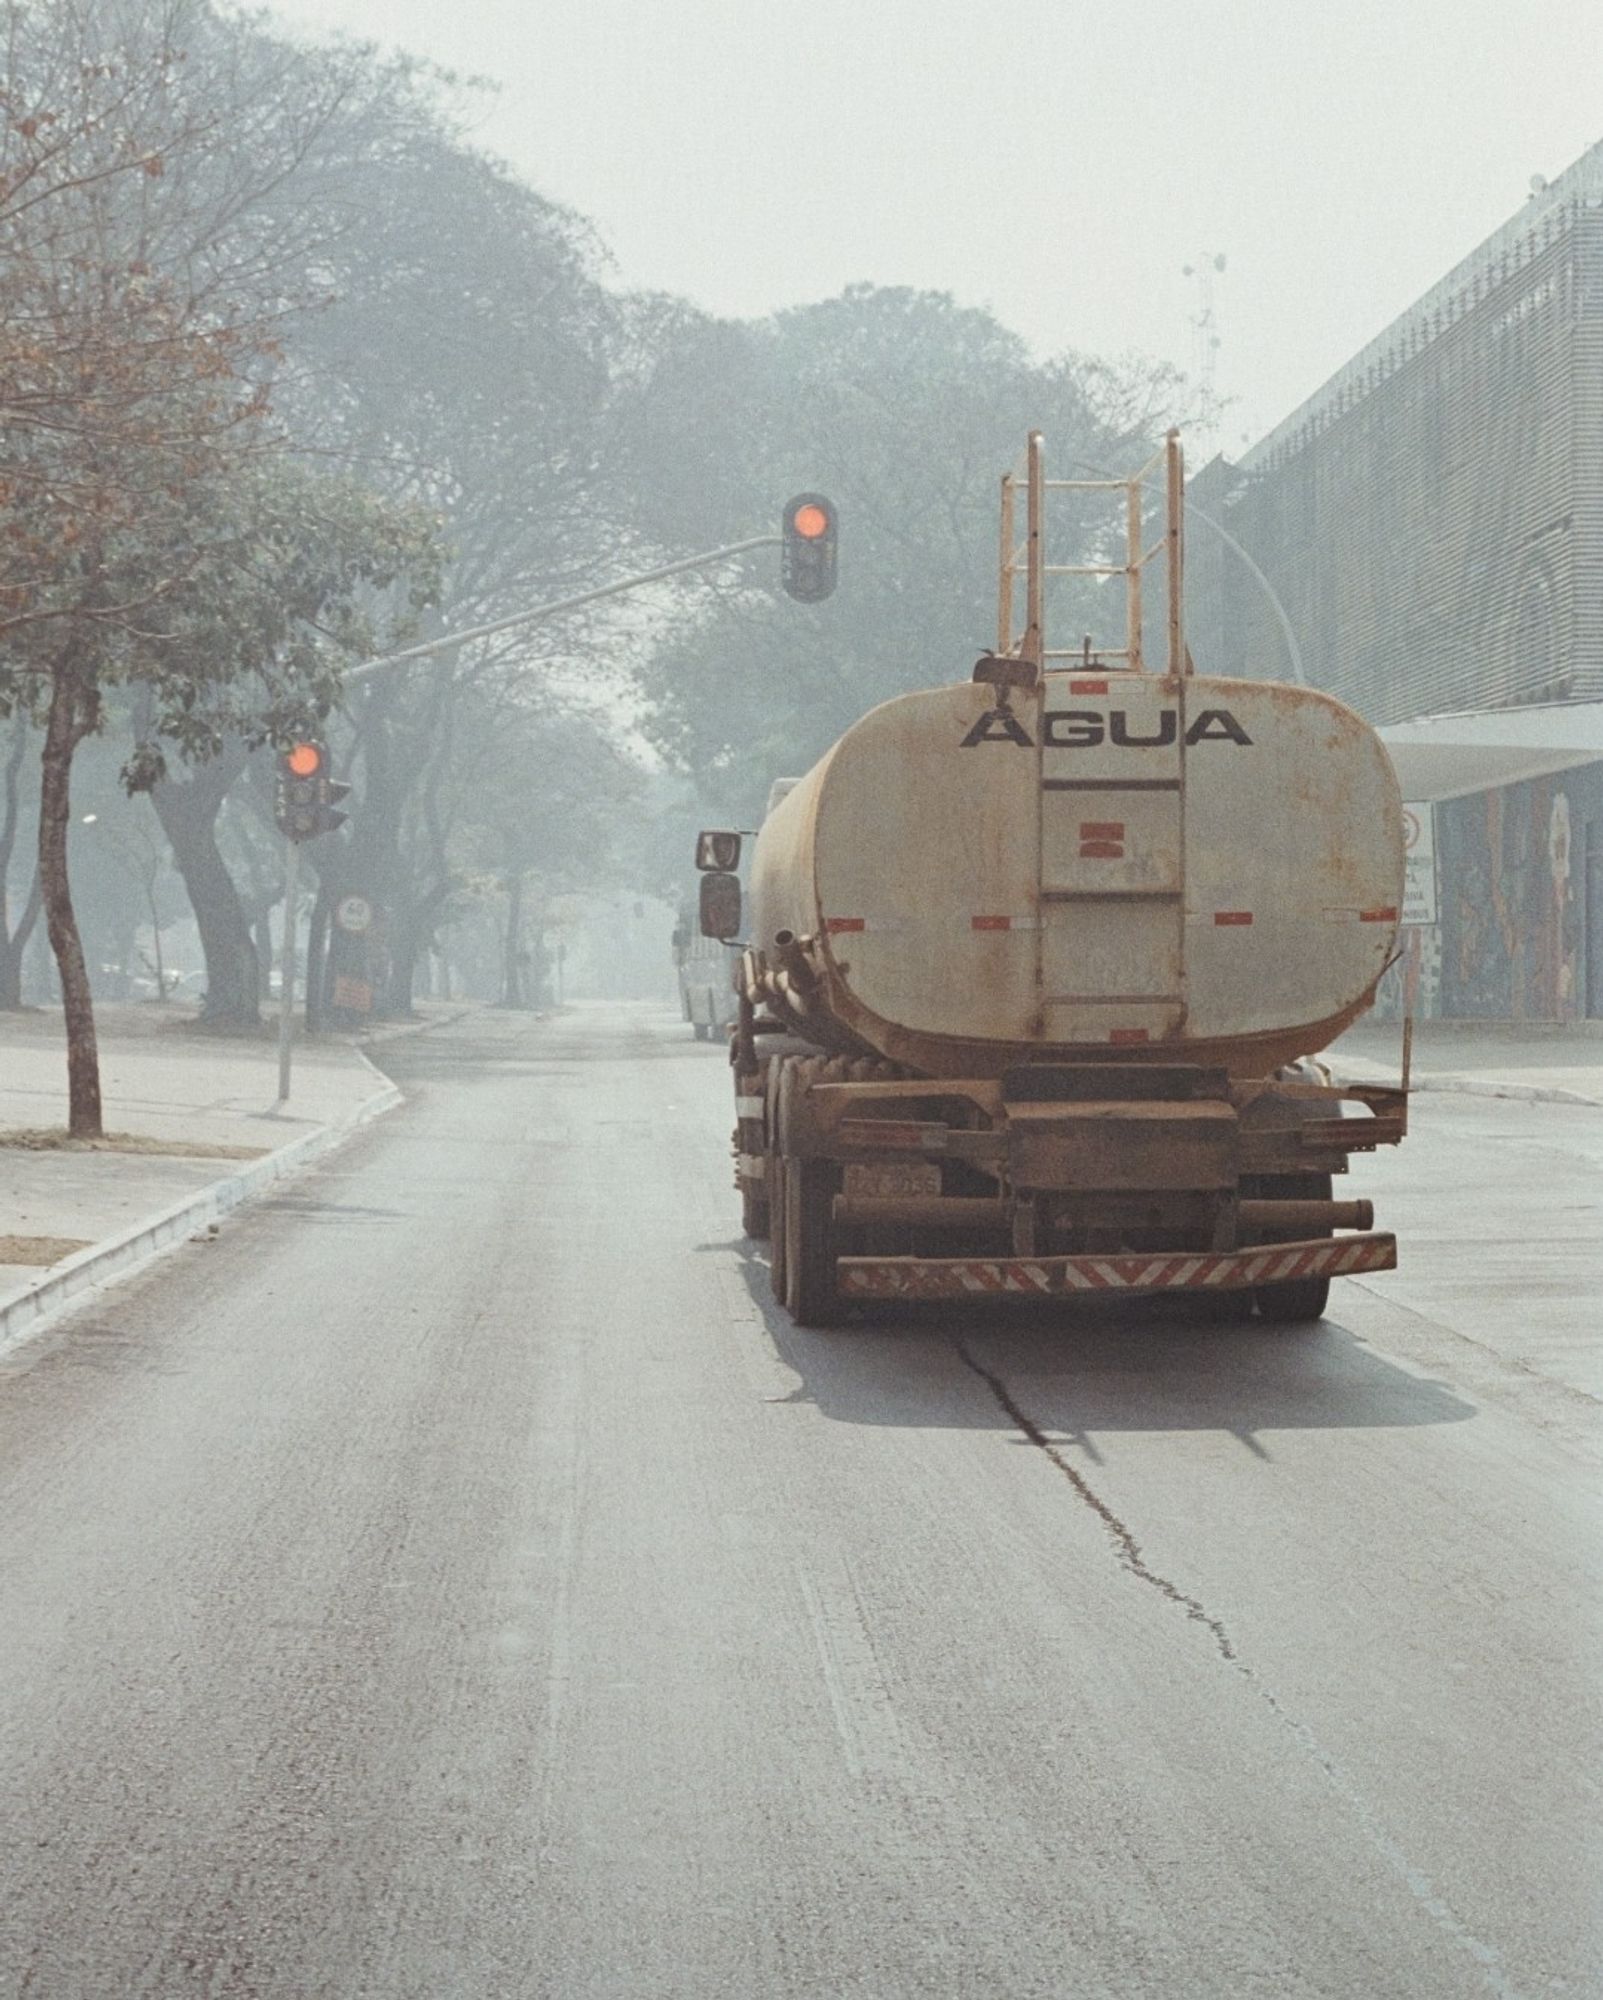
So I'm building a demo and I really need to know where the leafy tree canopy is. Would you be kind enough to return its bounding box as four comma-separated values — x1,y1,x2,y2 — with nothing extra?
626,282,1195,816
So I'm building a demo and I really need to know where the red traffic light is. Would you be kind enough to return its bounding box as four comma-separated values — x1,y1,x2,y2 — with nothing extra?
781,493,837,602
276,738,346,842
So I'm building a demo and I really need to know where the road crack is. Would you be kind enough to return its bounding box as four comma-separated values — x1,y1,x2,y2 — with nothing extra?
954,1340,1239,1662
954,1338,1527,2000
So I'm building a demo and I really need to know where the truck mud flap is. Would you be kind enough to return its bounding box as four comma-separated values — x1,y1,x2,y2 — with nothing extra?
836,1233,1396,1301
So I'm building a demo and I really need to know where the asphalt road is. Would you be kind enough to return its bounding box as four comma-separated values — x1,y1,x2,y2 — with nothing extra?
2,1004,1599,1999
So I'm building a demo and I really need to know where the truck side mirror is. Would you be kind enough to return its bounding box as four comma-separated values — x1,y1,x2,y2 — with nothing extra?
696,829,742,872
699,872,742,941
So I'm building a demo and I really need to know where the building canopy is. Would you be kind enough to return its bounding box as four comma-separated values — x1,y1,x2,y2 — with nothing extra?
1381,702,1603,802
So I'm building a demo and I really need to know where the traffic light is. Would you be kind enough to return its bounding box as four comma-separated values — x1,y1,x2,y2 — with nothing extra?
781,493,837,602
275,739,350,842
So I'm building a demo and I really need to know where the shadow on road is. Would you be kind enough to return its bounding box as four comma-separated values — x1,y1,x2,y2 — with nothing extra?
713,1236,1475,1452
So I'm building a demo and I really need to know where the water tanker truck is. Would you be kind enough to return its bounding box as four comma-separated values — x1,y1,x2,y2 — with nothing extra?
697,433,1409,1326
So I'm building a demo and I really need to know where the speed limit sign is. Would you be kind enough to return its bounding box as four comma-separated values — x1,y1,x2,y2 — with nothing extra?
336,893,374,936
1401,804,1437,926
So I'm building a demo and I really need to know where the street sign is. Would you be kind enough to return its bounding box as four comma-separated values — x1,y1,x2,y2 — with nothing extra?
336,893,374,936
1402,802,1438,926
332,973,374,1014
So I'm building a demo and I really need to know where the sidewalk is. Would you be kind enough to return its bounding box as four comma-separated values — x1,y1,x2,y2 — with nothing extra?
0,1001,411,1351
1327,1018,1603,1108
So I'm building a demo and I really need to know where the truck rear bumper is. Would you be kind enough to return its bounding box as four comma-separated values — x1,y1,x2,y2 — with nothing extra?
836,1232,1396,1301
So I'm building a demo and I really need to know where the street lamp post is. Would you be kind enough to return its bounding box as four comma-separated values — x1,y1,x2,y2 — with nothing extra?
1066,458,1306,687
1178,495,1306,687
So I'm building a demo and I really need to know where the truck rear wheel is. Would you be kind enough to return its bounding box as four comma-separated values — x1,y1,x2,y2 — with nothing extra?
1254,1274,1330,1325
784,1157,845,1327
741,1179,770,1240
1248,1170,1333,1325
767,1154,788,1302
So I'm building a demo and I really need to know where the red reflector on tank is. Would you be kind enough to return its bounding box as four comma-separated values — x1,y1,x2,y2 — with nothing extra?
1069,679,1109,694
1109,1028,1151,1045
1214,910,1253,925
1359,907,1399,923
824,917,866,933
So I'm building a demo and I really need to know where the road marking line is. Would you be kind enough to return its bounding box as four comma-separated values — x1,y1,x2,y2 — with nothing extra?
796,1561,864,1781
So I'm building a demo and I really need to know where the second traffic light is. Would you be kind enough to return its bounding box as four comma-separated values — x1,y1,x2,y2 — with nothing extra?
275,739,350,842
781,493,837,602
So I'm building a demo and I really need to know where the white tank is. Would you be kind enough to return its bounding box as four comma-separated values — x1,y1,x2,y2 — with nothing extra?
749,670,1402,1078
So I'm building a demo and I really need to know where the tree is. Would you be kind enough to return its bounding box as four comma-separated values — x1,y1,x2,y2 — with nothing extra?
625,284,1196,818
0,12,271,1126
50,727,186,1001
440,687,641,1009
126,459,440,1030
99,810,181,1000
0,2,441,1120
277,116,632,1018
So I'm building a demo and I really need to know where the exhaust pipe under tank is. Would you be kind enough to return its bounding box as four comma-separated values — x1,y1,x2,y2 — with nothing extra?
769,930,821,1015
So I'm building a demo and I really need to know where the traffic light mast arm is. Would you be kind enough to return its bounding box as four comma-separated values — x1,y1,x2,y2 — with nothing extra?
345,534,782,686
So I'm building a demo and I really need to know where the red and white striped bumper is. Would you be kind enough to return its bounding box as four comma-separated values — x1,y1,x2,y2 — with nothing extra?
836,1233,1396,1301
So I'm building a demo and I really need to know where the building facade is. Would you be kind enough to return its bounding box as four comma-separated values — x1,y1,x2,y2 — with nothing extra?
1187,140,1603,1019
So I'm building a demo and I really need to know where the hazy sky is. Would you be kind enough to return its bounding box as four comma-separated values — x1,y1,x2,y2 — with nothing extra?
286,0,1600,451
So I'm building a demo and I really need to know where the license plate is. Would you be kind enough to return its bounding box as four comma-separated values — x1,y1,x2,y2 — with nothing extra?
843,1160,941,1199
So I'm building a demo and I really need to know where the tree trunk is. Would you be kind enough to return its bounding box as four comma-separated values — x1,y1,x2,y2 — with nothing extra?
500,872,525,1007
146,876,167,1000
0,872,42,1009
248,905,274,1003
38,664,101,1135
151,748,261,1030
1,715,42,1009
385,936,419,1017
383,881,446,1018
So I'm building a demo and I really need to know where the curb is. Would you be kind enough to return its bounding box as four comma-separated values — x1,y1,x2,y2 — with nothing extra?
0,1072,403,1360
1334,1066,1603,1110
353,1002,479,1048
1397,1074,1602,1109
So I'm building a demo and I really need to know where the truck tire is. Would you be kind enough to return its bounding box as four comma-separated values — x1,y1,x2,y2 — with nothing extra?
1181,1289,1252,1326
741,1179,770,1240
1255,1275,1329,1325
1249,1170,1333,1325
767,1154,788,1302
784,1156,844,1327
737,1060,771,1240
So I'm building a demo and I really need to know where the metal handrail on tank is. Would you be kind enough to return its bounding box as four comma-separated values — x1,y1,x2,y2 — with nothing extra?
997,429,1187,676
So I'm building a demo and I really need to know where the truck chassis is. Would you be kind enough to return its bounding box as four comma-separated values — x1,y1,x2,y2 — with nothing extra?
732,1013,1406,1328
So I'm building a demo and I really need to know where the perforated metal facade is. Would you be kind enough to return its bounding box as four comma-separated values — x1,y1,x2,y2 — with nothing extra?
1187,144,1603,728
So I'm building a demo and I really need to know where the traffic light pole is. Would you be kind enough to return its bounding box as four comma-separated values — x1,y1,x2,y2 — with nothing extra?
343,536,782,685
276,832,301,1104
267,520,819,1096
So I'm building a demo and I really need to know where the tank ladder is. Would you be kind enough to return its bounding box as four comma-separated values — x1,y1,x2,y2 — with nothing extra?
997,428,1188,675
994,430,1193,1043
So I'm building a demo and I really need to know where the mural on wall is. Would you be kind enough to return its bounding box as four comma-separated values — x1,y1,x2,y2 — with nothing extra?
1438,768,1598,1018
